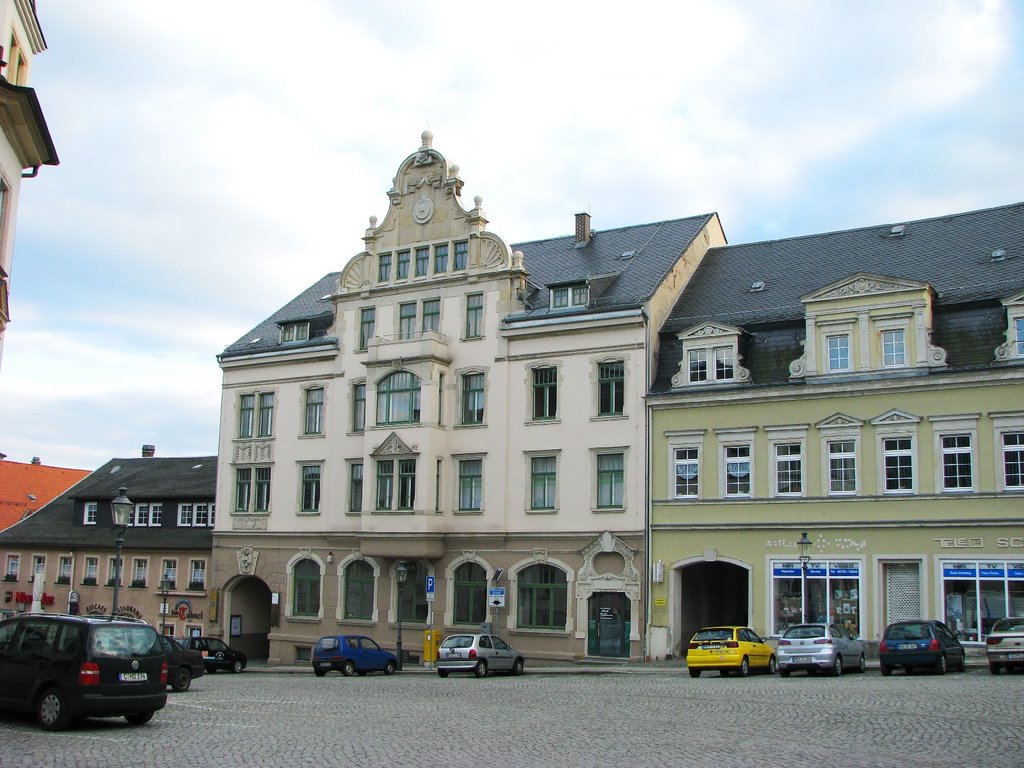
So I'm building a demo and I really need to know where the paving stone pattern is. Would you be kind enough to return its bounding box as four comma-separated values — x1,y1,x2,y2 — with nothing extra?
1,666,1022,767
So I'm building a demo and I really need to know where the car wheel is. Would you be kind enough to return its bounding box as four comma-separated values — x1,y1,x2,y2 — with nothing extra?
831,656,843,677
437,670,449,678
990,663,1000,675
511,658,525,676
935,654,947,675
314,668,327,677
767,656,777,674
738,657,750,677
125,711,154,726
779,669,791,678
688,669,701,678
858,655,866,674
383,660,397,676
37,687,71,731
172,667,192,692
880,664,892,676
341,660,356,677
473,660,487,678
231,659,244,674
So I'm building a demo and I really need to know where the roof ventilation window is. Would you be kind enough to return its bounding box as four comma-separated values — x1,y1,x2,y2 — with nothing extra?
990,248,1007,262
750,281,765,292
248,337,262,345
889,224,906,237
619,250,636,260
192,464,204,471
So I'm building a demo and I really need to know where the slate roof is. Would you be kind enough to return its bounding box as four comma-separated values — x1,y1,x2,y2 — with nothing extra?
0,460,90,532
220,215,718,360
652,201,1024,393
0,456,217,550
508,214,717,321
220,272,338,360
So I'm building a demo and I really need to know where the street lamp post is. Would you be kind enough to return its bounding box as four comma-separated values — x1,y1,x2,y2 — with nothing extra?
160,573,172,633
797,531,813,624
110,486,133,619
395,561,408,671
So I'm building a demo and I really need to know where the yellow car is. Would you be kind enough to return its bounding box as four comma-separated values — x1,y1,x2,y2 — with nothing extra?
686,626,777,678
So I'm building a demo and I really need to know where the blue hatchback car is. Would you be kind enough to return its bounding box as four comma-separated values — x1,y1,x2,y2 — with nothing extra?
878,619,966,675
312,635,397,677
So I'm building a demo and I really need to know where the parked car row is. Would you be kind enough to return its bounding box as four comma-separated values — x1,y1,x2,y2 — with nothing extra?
685,618,1023,679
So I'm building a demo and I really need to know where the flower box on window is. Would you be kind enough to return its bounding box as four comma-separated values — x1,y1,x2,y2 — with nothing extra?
81,577,97,586
56,576,71,585
106,578,120,587
130,579,147,588
188,581,205,591
2,575,17,582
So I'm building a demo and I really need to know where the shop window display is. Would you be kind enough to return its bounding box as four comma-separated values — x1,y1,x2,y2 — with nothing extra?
771,560,861,637
941,561,1024,642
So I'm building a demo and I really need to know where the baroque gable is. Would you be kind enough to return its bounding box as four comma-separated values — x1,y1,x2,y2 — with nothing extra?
371,432,417,457
801,273,931,303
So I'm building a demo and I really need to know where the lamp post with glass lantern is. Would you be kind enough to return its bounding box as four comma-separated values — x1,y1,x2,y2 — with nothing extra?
395,561,408,671
797,531,813,624
110,486,133,618
160,572,172,633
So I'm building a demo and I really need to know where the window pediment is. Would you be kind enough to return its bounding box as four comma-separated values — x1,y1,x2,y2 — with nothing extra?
801,273,930,303
815,413,864,430
371,432,417,457
869,409,921,427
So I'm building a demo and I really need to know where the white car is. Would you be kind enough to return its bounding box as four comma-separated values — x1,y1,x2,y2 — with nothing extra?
986,617,1024,674
777,623,866,677
436,633,525,678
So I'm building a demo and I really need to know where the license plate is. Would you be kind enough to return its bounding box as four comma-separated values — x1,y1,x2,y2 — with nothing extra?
791,655,814,662
118,672,148,682
897,643,917,650
316,661,331,667
1007,652,1024,660
700,644,721,651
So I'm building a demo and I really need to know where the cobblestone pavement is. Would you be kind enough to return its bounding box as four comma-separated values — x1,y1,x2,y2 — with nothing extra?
1,665,1022,767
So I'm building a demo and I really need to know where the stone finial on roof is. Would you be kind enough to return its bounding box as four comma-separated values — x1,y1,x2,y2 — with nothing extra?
420,130,433,150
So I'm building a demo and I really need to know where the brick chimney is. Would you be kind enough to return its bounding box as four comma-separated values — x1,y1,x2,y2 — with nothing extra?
574,212,591,245
142,445,156,458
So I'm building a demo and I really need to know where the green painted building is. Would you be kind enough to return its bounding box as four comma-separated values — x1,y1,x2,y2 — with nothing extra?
646,202,1024,658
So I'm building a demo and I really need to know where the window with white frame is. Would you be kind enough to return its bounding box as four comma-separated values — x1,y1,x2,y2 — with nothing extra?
1015,317,1024,357
132,559,148,586
689,346,738,383
133,503,160,527
827,439,857,495
774,443,803,496
31,555,45,583
189,560,206,590
197,503,213,526
84,502,97,525
881,329,906,367
58,556,72,583
83,557,98,584
673,447,700,498
107,556,122,586
882,436,914,493
827,334,851,371
4,554,18,580
162,559,177,588
1002,431,1024,490
940,434,974,491
723,444,752,497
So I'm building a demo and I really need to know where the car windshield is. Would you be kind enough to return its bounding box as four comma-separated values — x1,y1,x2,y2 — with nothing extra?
440,635,474,649
992,618,1024,633
693,628,734,642
782,625,826,639
92,625,159,656
885,623,930,641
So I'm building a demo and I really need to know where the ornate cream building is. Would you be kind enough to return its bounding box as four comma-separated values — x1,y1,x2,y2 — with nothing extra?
213,132,725,663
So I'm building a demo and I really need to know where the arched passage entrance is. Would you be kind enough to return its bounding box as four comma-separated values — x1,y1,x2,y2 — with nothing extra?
223,575,272,661
676,560,749,655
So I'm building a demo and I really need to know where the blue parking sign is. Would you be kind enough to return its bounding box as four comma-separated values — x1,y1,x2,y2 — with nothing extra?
426,575,435,594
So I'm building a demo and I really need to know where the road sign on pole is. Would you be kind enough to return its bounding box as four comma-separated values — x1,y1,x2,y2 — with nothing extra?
488,586,506,608
426,575,435,602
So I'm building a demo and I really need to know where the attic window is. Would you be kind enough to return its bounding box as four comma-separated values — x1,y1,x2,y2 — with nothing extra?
192,464,203,471
991,249,1007,262
750,281,765,292
280,322,310,343
551,284,589,310
889,225,906,237
619,250,636,260
248,337,262,345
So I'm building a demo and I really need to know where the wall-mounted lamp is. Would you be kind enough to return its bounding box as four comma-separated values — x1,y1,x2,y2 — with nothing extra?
327,551,333,564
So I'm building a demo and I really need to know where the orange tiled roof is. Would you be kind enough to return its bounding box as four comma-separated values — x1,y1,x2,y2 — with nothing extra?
0,460,91,532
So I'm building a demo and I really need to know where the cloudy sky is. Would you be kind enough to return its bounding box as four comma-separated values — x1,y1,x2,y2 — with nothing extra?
0,0,1020,470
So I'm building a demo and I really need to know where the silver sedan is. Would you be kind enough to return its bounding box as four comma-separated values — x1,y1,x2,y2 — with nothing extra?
777,623,866,677
436,633,525,678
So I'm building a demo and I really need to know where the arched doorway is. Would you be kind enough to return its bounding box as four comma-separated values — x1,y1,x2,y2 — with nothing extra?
677,561,749,654
224,575,272,661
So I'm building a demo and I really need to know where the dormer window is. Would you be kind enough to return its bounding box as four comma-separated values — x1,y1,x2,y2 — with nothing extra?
672,323,750,388
280,322,310,343
995,292,1024,363
551,284,589,309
